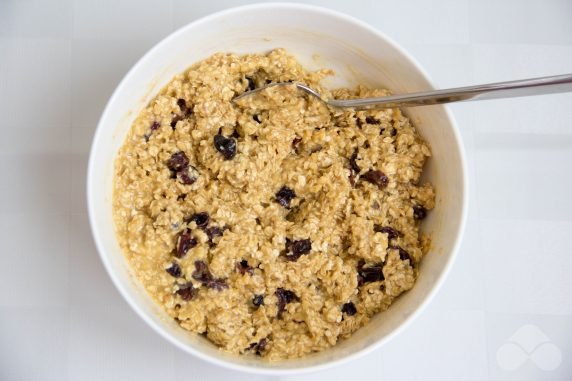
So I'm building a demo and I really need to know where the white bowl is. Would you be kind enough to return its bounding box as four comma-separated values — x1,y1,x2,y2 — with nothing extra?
87,2,468,375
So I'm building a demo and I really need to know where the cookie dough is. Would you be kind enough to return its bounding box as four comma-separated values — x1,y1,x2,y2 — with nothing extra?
113,49,435,360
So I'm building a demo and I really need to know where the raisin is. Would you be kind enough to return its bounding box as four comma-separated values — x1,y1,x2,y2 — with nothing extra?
175,229,197,258
246,76,256,91
356,259,366,286
213,134,237,160
413,205,427,220
358,264,384,284
170,114,183,129
192,260,209,281
390,245,412,263
236,260,254,275
341,302,357,316
349,149,361,174
349,172,357,187
254,338,267,356
176,165,199,185
292,137,302,152
284,238,312,261
373,225,400,240
365,116,380,124
167,152,189,172
166,262,182,277
186,212,209,228
252,294,264,307
177,98,187,113
276,288,298,318
192,260,228,291
150,121,160,131
205,226,223,245
207,278,229,290
361,170,389,189
175,283,196,301
275,186,296,208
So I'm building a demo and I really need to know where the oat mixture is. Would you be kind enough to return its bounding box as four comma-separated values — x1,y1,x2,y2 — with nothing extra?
113,49,435,360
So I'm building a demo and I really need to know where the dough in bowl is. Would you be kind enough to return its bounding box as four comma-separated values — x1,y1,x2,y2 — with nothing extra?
113,49,435,360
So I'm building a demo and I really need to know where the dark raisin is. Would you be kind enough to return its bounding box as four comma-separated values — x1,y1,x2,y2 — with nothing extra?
349,172,357,187
413,205,427,220
276,288,298,318
252,294,264,307
357,275,364,286
236,259,254,275
361,170,389,189
192,260,209,282
192,260,228,291
205,226,223,244
150,121,160,131
390,245,412,263
166,262,182,277
186,212,209,228
177,98,187,114
290,239,312,257
213,134,237,160
292,136,302,152
176,165,199,185
341,302,357,316
170,114,183,129
275,186,296,208
167,152,189,172
207,278,229,291
175,229,197,258
374,225,400,240
365,116,380,124
246,76,256,91
358,264,384,284
283,238,311,262
254,338,267,356
253,114,262,123
175,283,196,301
349,149,361,174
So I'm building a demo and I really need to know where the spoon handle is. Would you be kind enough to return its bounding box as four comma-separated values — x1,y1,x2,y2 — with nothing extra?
329,73,572,109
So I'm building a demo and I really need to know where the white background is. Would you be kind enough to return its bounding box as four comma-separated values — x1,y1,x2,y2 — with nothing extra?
1,0,571,380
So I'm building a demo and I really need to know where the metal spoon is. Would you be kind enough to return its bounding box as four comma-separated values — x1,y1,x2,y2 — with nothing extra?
233,73,572,110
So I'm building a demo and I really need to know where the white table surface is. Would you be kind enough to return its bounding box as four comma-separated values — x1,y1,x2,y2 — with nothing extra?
1,0,571,380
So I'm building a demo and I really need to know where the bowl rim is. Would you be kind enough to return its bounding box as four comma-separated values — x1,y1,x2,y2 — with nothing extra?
87,2,469,375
